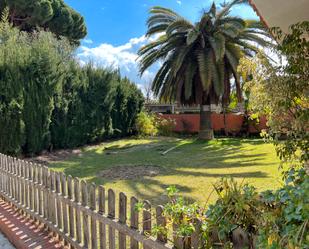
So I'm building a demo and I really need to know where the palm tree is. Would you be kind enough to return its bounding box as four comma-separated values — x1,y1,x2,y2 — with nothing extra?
138,0,271,139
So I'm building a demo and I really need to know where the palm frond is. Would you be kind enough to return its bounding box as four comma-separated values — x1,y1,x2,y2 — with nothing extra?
173,45,193,76
197,49,213,91
150,6,181,18
216,0,245,19
184,62,197,100
146,24,169,36
166,18,193,35
208,32,226,61
213,60,225,96
217,17,246,29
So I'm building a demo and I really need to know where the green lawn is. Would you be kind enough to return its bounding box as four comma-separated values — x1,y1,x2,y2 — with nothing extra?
49,137,282,205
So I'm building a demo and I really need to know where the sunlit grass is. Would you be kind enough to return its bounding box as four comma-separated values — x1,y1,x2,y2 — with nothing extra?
49,137,282,205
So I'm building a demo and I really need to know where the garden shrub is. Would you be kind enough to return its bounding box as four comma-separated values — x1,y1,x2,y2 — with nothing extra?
136,111,158,136
155,115,176,136
0,18,144,155
258,169,309,249
22,32,70,155
112,77,144,137
146,175,308,249
0,20,25,155
203,179,261,248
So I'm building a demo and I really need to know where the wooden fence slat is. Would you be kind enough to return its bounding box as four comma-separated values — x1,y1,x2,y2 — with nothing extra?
143,201,152,249
119,192,127,249
173,224,185,249
81,180,90,248
90,183,98,249
50,171,56,225
191,219,201,249
130,197,139,249
74,177,82,244
98,186,106,249
38,166,43,216
55,172,63,230
29,163,33,212
43,167,49,219
108,189,115,249
67,175,75,238
156,206,167,243
33,164,38,214
61,173,69,235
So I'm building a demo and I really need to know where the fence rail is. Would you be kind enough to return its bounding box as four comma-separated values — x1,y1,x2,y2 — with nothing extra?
0,153,191,249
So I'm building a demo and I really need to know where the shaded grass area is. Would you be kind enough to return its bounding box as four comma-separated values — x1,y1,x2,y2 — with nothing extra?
49,137,282,205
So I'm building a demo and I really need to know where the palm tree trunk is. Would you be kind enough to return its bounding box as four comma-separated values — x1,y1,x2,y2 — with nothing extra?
199,105,214,140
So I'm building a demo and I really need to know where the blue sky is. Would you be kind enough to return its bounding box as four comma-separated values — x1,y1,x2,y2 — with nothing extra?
65,0,257,88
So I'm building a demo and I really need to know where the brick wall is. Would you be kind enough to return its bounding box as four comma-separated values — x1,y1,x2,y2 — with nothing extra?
161,114,268,134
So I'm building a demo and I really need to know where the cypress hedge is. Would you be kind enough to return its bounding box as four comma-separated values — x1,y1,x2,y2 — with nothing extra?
0,19,144,156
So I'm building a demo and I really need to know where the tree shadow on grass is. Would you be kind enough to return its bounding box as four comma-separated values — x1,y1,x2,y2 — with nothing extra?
49,137,276,203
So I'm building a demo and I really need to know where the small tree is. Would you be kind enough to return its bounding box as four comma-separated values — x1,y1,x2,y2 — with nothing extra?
239,21,309,172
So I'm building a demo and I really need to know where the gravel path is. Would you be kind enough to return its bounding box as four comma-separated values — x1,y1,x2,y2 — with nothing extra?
0,232,15,249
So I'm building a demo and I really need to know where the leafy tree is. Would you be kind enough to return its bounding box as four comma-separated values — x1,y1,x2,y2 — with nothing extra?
0,0,87,44
239,22,309,172
138,0,270,139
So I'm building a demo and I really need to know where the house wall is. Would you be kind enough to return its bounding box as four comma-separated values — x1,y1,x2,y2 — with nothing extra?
161,114,268,134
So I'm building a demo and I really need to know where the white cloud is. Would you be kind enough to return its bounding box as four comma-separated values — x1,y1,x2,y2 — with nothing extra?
176,0,182,5
77,34,163,85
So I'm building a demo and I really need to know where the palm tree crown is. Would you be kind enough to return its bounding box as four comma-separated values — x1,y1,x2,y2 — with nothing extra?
138,0,271,106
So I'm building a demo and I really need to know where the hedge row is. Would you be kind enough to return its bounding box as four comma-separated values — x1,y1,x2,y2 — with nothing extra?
0,21,144,156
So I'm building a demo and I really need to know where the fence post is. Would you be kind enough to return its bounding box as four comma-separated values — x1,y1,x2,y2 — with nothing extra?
156,205,167,243
143,200,152,249
67,175,74,238
119,192,127,249
61,173,69,235
81,180,90,248
130,196,139,249
108,189,116,249
74,177,82,244
90,183,97,249
98,186,106,249
55,172,63,230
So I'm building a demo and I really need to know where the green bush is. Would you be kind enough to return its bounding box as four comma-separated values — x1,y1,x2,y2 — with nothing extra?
112,77,144,137
148,173,308,249
0,21,25,155
136,111,158,136
0,19,144,155
258,169,309,249
155,115,176,136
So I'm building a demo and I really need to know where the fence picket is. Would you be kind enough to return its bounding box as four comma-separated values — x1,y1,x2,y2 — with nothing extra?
62,173,69,235
130,197,139,249
98,186,106,249
108,189,115,249
143,201,152,249
74,177,82,244
90,183,98,249
81,180,90,248
68,175,75,238
156,206,167,243
55,172,63,230
119,192,127,249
